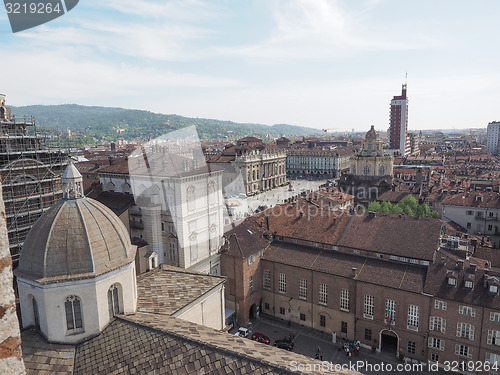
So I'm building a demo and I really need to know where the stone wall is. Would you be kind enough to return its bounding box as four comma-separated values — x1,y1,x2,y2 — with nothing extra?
0,180,26,374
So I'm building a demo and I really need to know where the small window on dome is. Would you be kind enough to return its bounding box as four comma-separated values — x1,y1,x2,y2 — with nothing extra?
65,295,84,333
108,284,121,318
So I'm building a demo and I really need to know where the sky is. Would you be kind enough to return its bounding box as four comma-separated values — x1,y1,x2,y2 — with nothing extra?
1,0,499,132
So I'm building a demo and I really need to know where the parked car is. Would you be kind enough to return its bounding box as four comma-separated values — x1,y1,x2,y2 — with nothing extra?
250,332,270,344
234,327,249,338
274,339,294,351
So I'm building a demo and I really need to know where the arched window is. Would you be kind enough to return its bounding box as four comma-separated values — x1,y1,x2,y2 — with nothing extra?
363,165,370,176
65,295,83,331
379,164,385,176
187,186,195,211
108,284,120,318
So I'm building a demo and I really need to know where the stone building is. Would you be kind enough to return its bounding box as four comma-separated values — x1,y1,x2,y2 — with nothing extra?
339,126,393,200
286,148,353,179
207,137,287,196
93,144,225,275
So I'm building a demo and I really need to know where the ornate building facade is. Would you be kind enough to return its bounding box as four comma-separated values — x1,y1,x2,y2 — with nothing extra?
207,137,287,195
339,126,393,200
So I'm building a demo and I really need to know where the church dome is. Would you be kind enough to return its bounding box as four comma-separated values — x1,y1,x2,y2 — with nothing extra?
17,163,135,282
365,125,379,141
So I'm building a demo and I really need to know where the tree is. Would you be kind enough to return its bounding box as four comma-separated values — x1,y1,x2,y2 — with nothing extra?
367,201,381,212
380,201,393,214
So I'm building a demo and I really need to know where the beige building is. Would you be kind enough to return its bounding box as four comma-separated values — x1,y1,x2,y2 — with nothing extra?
350,126,393,179
207,137,287,195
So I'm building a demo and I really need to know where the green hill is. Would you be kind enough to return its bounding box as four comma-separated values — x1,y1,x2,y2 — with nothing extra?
10,104,320,141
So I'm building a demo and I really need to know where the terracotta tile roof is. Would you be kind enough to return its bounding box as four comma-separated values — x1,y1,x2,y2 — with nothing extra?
258,200,352,246
222,217,271,258
474,246,500,268
441,191,500,209
338,214,441,261
136,265,225,316
264,243,427,293
423,250,500,308
22,329,75,375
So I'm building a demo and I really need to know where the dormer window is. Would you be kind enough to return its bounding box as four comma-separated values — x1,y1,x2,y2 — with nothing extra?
448,277,457,286
490,285,499,294
464,280,473,289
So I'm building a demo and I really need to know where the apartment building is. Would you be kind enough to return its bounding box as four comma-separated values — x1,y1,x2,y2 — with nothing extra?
220,198,500,369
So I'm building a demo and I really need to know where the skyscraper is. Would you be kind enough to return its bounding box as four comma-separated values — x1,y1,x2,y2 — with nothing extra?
486,121,500,156
389,83,411,156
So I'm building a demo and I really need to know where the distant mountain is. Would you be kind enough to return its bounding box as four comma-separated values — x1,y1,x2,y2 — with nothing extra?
10,104,320,141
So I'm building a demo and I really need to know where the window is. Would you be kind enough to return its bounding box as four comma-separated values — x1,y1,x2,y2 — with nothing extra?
319,284,327,305
428,337,445,351
264,302,270,310
430,316,446,333
379,164,385,176
431,353,439,362
363,165,370,176
263,269,271,290
248,255,255,265
364,295,374,319
340,289,349,312
455,344,472,358
490,312,500,322
456,322,475,340
407,341,416,355
365,329,372,341
278,273,286,293
279,307,285,315
108,284,120,318
466,210,473,215
300,313,306,321
389,255,398,261
249,276,254,293
407,305,419,331
465,280,473,289
65,295,83,331
341,321,347,333
169,242,176,262
320,315,326,327
386,299,396,324
298,279,307,300
435,300,447,310
187,186,195,211
466,222,471,229
487,330,500,346
448,277,456,286
459,306,476,317
490,285,499,294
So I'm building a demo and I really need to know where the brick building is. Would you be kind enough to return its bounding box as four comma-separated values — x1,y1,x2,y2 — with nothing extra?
220,198,500,368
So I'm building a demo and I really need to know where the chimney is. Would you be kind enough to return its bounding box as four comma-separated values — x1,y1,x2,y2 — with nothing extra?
440,257,446,265
456,260,464,270
469,264,477,273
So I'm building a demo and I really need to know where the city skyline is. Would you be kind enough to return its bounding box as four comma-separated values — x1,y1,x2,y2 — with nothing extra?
1,0,500,131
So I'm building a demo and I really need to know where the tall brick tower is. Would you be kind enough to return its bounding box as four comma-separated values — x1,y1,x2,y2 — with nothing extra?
389,84,411,156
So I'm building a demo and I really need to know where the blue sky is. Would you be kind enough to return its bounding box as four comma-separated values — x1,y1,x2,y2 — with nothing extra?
1,0,499,131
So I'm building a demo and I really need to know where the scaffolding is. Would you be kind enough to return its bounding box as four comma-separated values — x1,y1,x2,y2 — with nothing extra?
1,107,67,267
